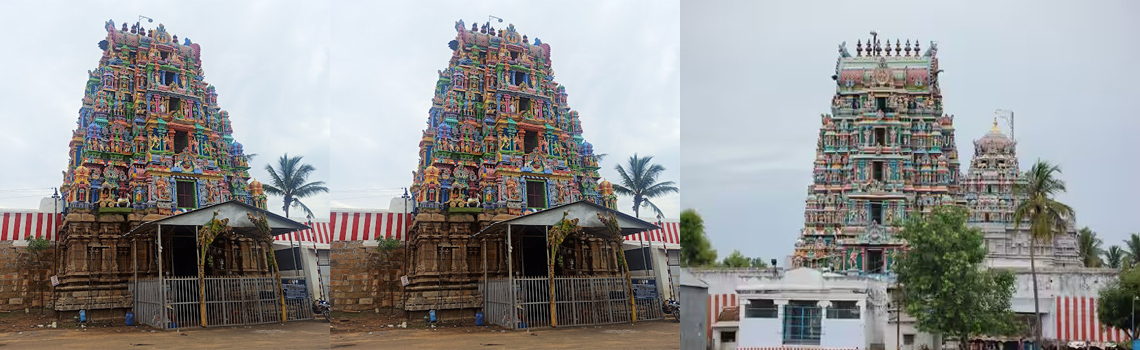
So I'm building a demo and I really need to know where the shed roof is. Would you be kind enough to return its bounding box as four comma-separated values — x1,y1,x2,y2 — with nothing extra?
121,200,309,238
473,200,659,238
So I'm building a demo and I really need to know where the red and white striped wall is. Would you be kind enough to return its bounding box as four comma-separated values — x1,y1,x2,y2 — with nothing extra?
709,293,739,341
0,212,62,241
1053,295,1128,343
276,221,331,247
625,221,680,248
330,211,412,241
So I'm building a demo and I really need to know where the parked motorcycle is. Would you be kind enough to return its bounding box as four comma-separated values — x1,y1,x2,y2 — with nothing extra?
662,299,680,322
312,298,331,322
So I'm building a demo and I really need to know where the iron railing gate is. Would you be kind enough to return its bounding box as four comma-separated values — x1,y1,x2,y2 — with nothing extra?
133,276,311,330
480,277,515,328
132,278,165,329
479,276,662,330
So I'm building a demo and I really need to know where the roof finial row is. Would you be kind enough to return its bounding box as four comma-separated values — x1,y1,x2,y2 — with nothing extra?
854,35,919,58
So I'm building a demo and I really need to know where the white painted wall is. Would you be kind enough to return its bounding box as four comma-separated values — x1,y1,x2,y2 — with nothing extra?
738,317,782,347
822,318,865,347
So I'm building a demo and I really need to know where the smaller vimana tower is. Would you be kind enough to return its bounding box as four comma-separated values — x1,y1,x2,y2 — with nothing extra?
963,118,1080,268
791,33,961,275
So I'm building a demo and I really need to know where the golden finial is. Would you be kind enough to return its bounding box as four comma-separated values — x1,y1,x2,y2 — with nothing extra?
992,116,999,132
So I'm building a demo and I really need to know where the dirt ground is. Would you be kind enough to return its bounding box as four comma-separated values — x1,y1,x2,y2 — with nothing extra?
0,310,331,349
330,312,679,350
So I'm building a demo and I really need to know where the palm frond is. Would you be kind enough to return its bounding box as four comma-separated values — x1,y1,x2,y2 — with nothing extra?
291,199,315,219
611,183,634,196
261,153,325,217
261,184,284,196
642,199,665,218
641,181,679,197
609,153,677,217
292,181,330,198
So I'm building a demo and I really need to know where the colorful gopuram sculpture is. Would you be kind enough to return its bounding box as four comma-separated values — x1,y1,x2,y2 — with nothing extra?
52,20,256,314
60,20,254,213
791,34,961,274
409,20,607,215
964,119,1080,268
399,20,617,315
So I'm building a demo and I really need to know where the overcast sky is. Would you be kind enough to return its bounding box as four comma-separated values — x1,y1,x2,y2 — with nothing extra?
329,0,681,219
682,0,1140,263
0,0,331,220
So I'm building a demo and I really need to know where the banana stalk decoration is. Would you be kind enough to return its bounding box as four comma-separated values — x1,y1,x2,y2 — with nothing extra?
597,212,636,323
547,212,579,327
247,212,288,324
197,211,231,327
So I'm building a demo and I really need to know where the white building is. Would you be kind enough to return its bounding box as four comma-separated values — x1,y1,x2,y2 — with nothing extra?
695,265,1128,350
272,220,332,302
734,268,889,348
622,218,680,301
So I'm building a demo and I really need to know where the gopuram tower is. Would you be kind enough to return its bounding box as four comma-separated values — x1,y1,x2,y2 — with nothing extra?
401,20,613,315
54,20,263,315
964,119,1080,268
791,34,961,275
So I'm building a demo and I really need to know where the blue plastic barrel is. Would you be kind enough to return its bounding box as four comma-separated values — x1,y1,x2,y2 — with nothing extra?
429,310,437,322
475,312,484,326
125,312,135,326
79,310,86,322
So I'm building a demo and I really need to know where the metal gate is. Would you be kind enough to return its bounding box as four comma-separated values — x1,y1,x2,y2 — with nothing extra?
480,276,661,330
132,276,311,330
480,277,514,329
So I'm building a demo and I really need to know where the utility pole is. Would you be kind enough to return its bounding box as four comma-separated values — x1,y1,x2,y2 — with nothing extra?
401,188,411,322
49,188,60,316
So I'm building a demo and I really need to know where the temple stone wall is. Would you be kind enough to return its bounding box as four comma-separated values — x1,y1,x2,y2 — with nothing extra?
52,210,145,313
0,242,56,311
330,241,407,312
402,210,493,315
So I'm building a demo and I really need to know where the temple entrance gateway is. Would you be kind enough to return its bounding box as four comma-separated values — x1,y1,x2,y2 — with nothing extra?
473,201,663,329
123,201,313,329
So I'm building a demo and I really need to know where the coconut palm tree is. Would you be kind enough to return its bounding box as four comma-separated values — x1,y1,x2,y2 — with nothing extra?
1077,227,1103,268
1124,233,1140,266
1104,245,1128,269
262,154,329,219
612,154,679,218
1012,160,1076,346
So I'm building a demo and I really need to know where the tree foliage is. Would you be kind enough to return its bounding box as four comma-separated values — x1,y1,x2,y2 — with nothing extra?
24,236,50,258
895,206,1020,348
1097,266,1140,339
750,257,769,268
721,250,750,268
680,209,716,267
247,211,288,323
375,236,401,314
598,211,638,322
1012,160,1076,345
612,154,679,218
262,153,329,219
1077,227,1103,268
197,211,231,327
1125,233,1140,267
1105,245,1128,269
